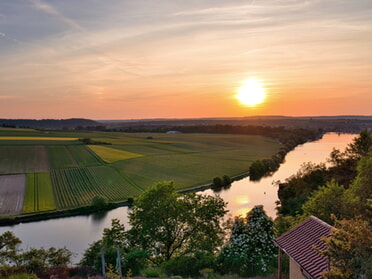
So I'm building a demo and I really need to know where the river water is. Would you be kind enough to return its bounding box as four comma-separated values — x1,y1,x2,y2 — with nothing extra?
0,133,357,263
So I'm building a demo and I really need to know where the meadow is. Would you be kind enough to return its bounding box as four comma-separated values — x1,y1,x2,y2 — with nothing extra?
0,128,280,216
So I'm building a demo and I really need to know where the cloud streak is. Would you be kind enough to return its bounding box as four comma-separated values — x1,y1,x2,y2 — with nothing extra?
29,0,85,32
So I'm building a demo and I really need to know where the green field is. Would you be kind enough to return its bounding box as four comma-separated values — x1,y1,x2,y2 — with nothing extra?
67,145,102,167
88,145,143,163
112,133,279,189
51,166,141,209
23,172,56,213
0,129,281,214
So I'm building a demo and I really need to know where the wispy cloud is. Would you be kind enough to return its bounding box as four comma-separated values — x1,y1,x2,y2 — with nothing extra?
29,0,85,32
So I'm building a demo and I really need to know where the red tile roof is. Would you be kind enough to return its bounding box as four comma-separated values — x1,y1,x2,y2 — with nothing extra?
273,216,334,279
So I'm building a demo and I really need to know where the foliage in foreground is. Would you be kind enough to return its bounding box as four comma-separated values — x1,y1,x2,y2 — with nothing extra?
320,217,372,278
80,181,229,276
0,231,81,278
218,205,277,276
128,181,228,263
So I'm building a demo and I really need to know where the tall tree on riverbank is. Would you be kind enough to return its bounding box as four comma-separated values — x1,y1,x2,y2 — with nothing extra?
128,181,228,263
0,231,21,266
80,181,228,275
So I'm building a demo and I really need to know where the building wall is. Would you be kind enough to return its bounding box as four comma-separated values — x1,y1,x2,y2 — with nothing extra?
290,258,306,279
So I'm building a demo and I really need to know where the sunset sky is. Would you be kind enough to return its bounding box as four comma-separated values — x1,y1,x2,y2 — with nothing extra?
1,0,371,120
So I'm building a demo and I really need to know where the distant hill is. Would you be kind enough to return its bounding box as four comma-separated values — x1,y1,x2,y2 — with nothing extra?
98,115,372,133
0,118,100,129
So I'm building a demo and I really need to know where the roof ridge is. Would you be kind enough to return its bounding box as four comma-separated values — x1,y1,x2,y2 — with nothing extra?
309,215,334,230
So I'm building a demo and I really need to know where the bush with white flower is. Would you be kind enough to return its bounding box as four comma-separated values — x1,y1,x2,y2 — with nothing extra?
218,205,277,276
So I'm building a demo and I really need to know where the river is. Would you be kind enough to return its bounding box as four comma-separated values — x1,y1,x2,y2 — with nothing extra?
0,132,357,263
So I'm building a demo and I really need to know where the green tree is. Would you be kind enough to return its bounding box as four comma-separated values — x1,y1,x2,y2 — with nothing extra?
0,231,21,266
80,218,127,272
346,129,372,158
212,177,223,187
277,162,327,216
91,195,108,209
45,247,72,267
128,181,227,263
320,217,372,278
218,205,276,276
347,154,372,217
302,180,351,225
222,175,232,186
122,249,149,276
19,246,72,275
249,160,266,180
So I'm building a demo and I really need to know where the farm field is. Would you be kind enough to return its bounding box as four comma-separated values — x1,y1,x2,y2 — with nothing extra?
51,166,141,209
66,145,102,167
112,134,280,189
88,145,143,163
0,146,50,174
0,174,26,216
0,128,281,216
23,172,56,213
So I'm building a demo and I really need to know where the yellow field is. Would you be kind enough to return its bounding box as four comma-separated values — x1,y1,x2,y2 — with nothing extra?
88,145,143,163
0,137,78,141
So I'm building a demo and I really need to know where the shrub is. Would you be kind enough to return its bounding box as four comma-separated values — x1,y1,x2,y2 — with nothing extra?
163,252,215,277
213,177,223,187
222,175,232,186
8,274,39,279
91,195,108,209
141,267,165,278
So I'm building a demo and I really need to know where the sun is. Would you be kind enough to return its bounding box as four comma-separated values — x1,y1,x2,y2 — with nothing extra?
236,79,266,106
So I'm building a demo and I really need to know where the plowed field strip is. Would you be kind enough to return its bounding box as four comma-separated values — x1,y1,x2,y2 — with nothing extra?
0,174,26,216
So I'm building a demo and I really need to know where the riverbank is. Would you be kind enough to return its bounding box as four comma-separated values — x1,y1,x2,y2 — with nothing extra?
0,171,251,226
0,202,130,226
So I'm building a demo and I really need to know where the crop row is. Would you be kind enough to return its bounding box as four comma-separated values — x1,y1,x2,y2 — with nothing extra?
23,172,56,213
51,167,141,209
48,145,102,170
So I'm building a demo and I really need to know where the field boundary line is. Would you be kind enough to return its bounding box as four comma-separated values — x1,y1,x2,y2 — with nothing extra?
64,146,78,167
111,166,145,193
84,145,105,165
